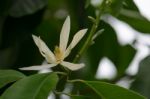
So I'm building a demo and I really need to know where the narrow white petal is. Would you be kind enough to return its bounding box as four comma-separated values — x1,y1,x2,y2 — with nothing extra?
32,35,56,63
64,46,71,58
19,64,57,70
60,61,85,71
59,16,70,53
65,29,87,58
70,29,87,48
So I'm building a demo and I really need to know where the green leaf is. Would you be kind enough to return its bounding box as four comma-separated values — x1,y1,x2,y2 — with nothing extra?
115,0,150,33
107,0,124,16
81,81,146,99
131,55,150,98
1,72,58,99
0,70,26,89
118,9,150,33
9,0,48,17
115,45,136,75
123,0,139,11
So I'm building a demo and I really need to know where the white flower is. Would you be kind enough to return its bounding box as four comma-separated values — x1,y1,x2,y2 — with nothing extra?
19,16,88,71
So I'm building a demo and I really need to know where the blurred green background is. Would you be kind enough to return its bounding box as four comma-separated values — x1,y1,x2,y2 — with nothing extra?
0,0,150,98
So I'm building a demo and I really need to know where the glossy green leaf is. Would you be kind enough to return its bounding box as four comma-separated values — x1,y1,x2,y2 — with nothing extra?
1,72,58,99
82,81,146,99
0,70,26,89
9,0,47,17
118,9,150,33
131,55,150,98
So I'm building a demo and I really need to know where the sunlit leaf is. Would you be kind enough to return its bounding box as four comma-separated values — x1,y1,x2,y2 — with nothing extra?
1,72,58,99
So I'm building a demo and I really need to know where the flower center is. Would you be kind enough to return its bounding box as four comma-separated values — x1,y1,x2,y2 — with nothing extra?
54,46,64,63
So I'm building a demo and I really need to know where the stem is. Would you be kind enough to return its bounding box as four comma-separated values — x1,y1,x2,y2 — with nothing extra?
73,2,106,62
67,79,84,83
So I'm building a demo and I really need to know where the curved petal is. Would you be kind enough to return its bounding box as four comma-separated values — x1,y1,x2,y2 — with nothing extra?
65,29,87,58
59,16,70,53
60,61,85,71
19,64,57,70
32,35,56,63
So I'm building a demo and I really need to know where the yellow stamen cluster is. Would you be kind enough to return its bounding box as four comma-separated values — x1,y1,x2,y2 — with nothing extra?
54,46,64,63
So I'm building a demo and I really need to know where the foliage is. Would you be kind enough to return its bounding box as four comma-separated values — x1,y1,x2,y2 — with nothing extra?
0,0,150,99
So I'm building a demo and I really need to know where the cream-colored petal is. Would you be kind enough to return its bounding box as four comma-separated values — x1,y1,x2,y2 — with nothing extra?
19,64,57,70
32,35,56,63
60,61,85,71
65,29,87,58
59,16,70,53
70,29,87,48
64,46,71,58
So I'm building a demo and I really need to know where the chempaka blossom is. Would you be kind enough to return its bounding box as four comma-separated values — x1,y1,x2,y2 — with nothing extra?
19,16,87,71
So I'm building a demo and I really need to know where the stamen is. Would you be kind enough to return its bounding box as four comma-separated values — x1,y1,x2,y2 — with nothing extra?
54,46,63,62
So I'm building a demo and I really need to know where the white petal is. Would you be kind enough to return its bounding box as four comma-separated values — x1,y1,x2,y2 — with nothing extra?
70,29,87,48
19,64,57,70
65,29,87,58
60,61,85,71
32,35,56,63
59,16,70,53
